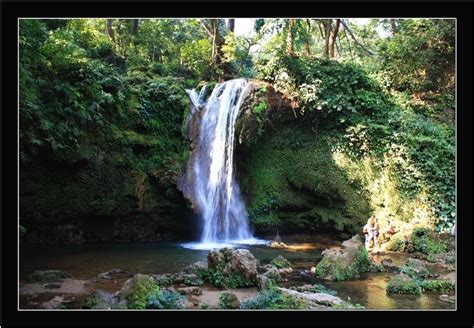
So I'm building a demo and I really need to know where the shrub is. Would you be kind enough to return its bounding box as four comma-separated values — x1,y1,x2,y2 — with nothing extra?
386,275,422,295
271,255,292,269
198,260,257,289
420,280,454,292
410,227,449,254
146,288,187,309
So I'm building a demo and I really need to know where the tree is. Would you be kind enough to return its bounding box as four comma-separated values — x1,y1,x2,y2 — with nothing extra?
200,19,232,77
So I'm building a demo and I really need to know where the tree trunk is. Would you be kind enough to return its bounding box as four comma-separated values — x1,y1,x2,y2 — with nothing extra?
390,19,398,35
329,19,341,58
305,19,312,56
323,20,332,58
201,19,232,78
287,19,296,55
132,19,139,35
227,19,235,33
106,19,115,45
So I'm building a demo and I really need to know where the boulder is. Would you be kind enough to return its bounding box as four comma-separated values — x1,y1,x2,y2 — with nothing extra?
314,235,371,281
83,290,126,309
381,258,402,271
208,248,259,280
183,261,208,274
218,292,240,309
276,287,344,306
386,273,422,295
118,274,157,302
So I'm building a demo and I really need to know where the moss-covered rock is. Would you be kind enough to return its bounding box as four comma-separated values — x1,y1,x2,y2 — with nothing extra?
314,235,372,281
82,291,127,309
218,292,240,309
237,121,371,235
120,274,161,309
201,248,259,289
386,274,422,296
270,255,292,269
25,270,72,283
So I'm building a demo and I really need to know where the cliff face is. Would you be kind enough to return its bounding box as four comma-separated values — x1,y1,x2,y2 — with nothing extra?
233,81,371,236
20,77,195,244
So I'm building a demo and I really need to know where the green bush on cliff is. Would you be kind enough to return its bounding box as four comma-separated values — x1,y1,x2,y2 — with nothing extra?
410,227,450,255
249,54,454,233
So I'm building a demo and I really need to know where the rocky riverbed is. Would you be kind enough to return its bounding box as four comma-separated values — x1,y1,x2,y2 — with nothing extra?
19,235,455,310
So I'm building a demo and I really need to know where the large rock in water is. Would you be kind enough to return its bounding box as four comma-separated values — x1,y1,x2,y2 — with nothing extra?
314,235,371,281
208,248,259,280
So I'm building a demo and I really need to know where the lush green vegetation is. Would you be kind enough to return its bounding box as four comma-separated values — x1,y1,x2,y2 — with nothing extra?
386,275,422,295
197,261,257,289
19,18,455,242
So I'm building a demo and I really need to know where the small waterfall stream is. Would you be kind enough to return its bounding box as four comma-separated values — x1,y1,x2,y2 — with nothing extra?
182,79,266,249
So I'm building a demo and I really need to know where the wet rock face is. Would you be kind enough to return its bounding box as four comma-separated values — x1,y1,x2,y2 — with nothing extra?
208,248,259,281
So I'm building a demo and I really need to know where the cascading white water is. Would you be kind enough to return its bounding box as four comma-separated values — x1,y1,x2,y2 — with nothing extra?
182,79,266,249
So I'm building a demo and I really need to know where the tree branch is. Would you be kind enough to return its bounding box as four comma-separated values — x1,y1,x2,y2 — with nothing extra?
340,19,374,56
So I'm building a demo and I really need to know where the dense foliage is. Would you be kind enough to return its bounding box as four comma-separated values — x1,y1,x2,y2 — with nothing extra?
19,18,455,241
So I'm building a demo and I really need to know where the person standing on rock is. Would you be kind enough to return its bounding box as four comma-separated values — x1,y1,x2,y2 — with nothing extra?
372,217,380,253
363,217,373,249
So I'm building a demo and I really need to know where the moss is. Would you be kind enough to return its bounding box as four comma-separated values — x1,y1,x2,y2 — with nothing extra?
198,262,257,289
315,247,372,281
126,275,161,309
386,275,422,295
239,124,371,235
20,77,192,242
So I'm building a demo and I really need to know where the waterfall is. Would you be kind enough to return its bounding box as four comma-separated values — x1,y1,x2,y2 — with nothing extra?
181,79,266,249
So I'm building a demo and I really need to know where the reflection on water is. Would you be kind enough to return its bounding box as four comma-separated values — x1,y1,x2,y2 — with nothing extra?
324,273,454,310
20,241,329,280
